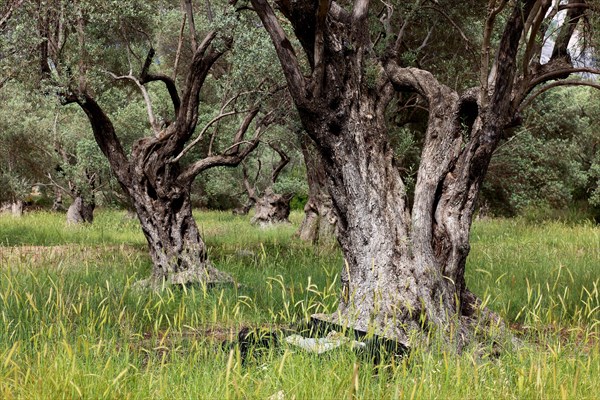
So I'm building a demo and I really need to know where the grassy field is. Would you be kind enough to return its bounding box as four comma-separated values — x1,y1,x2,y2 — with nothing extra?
0,210,598,399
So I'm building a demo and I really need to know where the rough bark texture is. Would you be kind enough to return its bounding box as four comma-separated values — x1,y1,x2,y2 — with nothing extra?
296,133,336,244
251,0,586,346
66,196,95,224
127,133,234,288
251,189,292,226
0,200,24,217
240,142,293,225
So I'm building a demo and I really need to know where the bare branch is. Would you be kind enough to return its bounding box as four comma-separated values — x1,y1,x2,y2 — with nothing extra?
558,2,592,12
177,30,224,134
480,0,509,104
107,71,161,135
267,142,290,184
393,0,423,55
250,0,306,99
522,0,553,80
62,91,131,187
519,79,600,111
177,110,266,183
224,108,262,155
423,5,470,45
76,6,87,93
183,0,198,51
242,161,259,202
172,109,240,163
551,0,587,60
488,1,536,114
173,10,187,80
312,0,331,97
393,20,410,55
139,48,181,115
414,26,434,54
206,0,214,22
515,65,600,108
46,172,75,199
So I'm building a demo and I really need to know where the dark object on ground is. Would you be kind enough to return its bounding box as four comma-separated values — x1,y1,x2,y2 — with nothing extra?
226,318,408,366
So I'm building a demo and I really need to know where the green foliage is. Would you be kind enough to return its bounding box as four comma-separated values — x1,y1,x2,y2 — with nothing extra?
484,86,600,218
0,82,55,202
272,175,308,198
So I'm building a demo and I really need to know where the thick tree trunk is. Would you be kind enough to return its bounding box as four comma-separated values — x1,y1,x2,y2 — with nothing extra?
296,133,336,244
66,196,95,224
250,189,291,226
131,186,233,288
251,0,585,349
128,138,234,289
304,87,503,347
64,28,262,289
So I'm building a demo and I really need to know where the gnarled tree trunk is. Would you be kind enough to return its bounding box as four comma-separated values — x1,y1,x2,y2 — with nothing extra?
251,0,585,347
240,142,294,226
0,200,24,217
251,188,292,226
66,196,95,224
127,137,234,288
64,30,263,288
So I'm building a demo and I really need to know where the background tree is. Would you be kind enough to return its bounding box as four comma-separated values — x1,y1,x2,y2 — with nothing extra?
484,86,600,220
0,0,282,287
249,0,600,347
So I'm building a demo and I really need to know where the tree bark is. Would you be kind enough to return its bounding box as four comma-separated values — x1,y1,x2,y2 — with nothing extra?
66,196,95,224
251,188,292,226
1,200,24,217
125,134,235,287
296,132,336,244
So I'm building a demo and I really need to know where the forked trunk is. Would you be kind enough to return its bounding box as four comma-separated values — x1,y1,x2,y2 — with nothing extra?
251,0,584,348
129,140,234,289
131,186,232,288
305,93,493,347
66,30,260,289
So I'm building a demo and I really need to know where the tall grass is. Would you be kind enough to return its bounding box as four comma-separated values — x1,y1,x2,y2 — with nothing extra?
0,210,598,399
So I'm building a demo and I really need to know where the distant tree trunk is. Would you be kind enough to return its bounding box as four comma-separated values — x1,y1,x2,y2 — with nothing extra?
52,190,64,211
239,142,293,225
251,188,292,226
1,200,24,217
12,200,24,216
66,196,95,224
296,133,336,244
